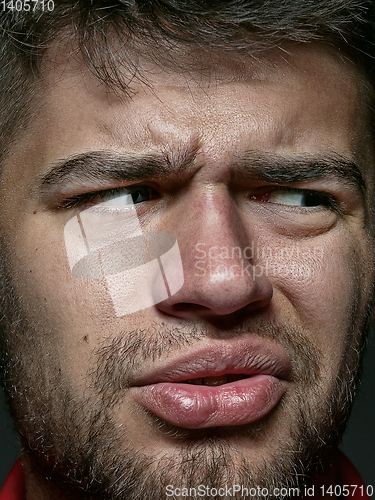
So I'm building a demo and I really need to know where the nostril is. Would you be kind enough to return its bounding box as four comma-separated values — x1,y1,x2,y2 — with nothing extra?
169,303,212,314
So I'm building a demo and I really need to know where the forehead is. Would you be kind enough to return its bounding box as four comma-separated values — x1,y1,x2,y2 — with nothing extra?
4,43,374,187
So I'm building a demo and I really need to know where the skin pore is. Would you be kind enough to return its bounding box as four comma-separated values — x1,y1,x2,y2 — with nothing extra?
0,42,374,499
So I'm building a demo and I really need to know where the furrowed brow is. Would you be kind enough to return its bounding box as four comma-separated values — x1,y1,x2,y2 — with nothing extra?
38,149,197,192
234,152,366,195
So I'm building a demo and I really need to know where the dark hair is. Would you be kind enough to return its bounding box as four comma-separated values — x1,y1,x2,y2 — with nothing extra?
1,0,375,158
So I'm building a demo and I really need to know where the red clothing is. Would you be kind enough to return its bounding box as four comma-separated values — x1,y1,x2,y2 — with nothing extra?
0,453,370,499
0,460,25,500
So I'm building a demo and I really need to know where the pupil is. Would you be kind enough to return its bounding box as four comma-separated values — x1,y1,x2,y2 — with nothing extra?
131,188,148,204
304,192,323,207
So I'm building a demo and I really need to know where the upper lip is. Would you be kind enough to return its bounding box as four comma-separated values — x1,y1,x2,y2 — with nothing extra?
132,338,292,387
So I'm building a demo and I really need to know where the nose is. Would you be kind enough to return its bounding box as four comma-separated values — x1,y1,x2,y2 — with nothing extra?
156,186,273,322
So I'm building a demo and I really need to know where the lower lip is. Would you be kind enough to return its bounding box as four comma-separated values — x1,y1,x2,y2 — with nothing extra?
131,375,287,428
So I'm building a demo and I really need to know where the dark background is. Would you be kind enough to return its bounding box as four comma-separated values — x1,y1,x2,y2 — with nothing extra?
1,331,374,487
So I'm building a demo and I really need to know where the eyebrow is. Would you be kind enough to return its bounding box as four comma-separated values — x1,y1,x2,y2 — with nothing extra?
38,149,198,192
233,152,366,195
38,149,367,197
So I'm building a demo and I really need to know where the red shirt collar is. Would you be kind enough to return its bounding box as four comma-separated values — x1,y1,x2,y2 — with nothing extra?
0,460,25,500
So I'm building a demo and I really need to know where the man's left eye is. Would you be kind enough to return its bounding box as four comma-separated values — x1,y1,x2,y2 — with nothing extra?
255,188,334,208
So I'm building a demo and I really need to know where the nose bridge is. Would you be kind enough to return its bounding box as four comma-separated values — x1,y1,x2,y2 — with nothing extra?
185,185,250,272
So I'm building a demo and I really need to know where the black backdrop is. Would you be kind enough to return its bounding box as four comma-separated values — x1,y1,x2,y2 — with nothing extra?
1,332,374,487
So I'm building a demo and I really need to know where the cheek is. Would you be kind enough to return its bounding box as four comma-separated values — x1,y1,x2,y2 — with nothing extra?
261,232,364,369
12,224,112,320
4,216,122,387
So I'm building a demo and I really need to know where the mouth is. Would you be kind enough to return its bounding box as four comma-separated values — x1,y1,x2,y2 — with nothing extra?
130,339,291,429
184,374,249,385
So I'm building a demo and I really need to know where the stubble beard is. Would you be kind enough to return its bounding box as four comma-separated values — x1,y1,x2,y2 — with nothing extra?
0,271,372,500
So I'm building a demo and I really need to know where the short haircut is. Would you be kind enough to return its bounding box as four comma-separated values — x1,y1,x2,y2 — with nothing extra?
1,0,375,159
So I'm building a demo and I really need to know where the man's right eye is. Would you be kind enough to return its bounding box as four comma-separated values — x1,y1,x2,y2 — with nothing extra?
59,185,159,209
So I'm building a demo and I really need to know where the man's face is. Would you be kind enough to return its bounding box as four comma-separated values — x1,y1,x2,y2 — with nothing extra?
0,44,374,499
